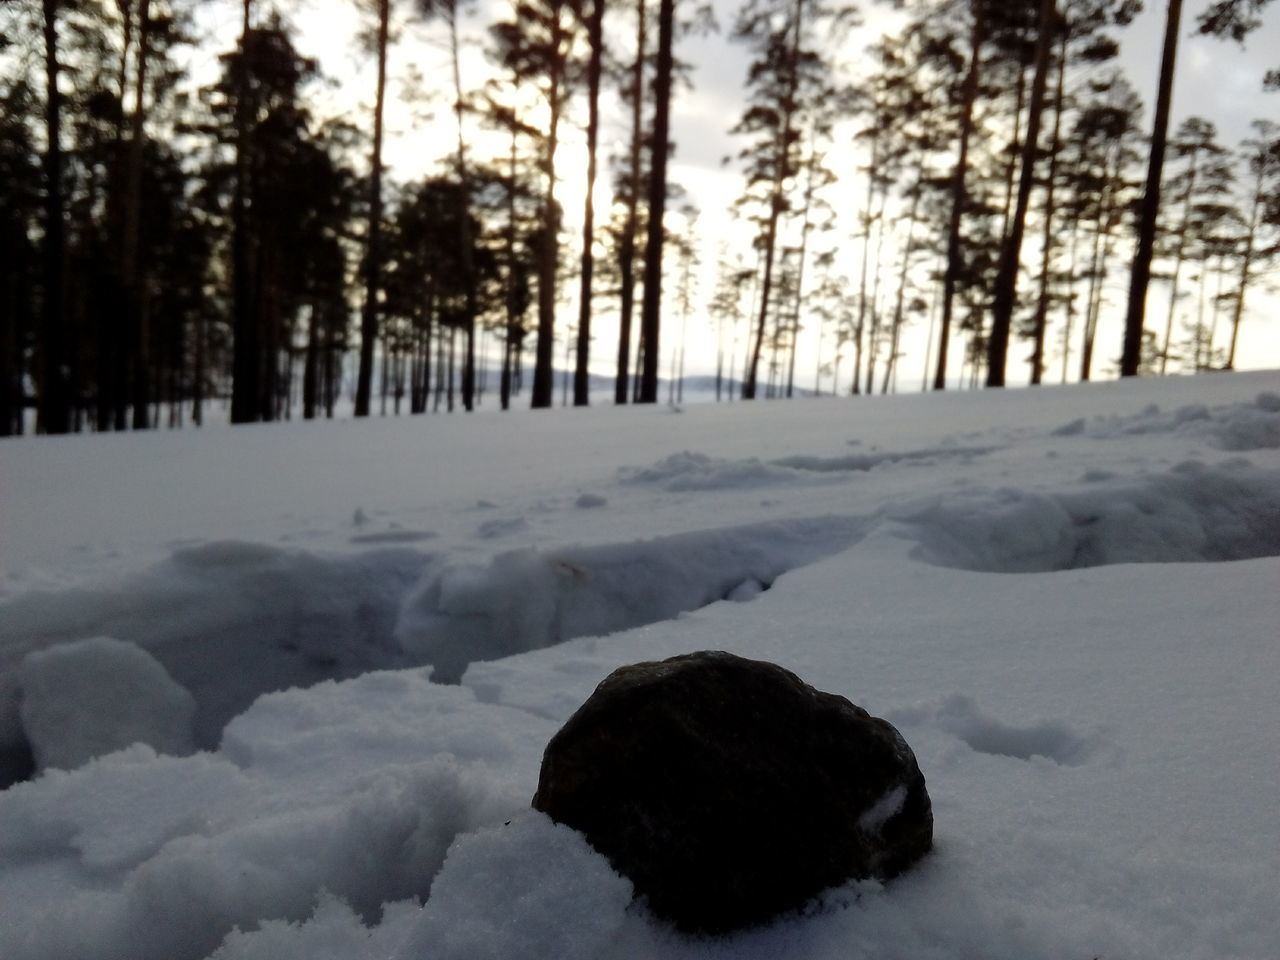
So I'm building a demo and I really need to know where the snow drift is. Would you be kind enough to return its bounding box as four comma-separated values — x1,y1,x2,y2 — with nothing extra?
1,372,1278,960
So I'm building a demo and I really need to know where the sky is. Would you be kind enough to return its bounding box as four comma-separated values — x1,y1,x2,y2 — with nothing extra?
200,0,1280,389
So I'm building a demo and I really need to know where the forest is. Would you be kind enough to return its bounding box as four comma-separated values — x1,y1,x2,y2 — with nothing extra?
0,0,1277,436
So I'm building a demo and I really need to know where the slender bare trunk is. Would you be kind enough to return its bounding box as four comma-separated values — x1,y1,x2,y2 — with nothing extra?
743,0,805,401
987,0,1055,387
1029,29,1066,384
638,0,674,403
1121,0,1182,377
355,0,390,416
1226,170,1262,370
936,0,985,391
39,0,70,434
1159,145,1200,374
124,0,153,428
575,0,604,406
230,0,258,424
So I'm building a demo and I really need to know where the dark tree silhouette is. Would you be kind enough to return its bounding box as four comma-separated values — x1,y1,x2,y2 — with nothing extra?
1224,121,1280,368
1121,0,1274,376
986,0,1056,387
637,0,674,403
0,78,41,436
492,0,578,409
573,0,604,406
1120,0,1181,378
934,0,986,391
355,0,391,417
229,0,257,424
39,0,70,434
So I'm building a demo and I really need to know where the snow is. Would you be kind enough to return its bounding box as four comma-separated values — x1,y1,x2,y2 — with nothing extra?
1,370,1278,960
19,636,197,771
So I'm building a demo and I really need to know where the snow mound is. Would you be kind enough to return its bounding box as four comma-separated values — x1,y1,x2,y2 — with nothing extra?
0,706,531,960
620,450,801,490
207,895,419,960
393,813,633,960
206,814,632,960
0,517,867,780
0,747,254,871
0,542,428,774
396,516,866,682
18,637,196,771
900,460,1280,572
219,668,555,792
773,445,996,473
1057,395,1280,450
621,445,996,490
888,695,1100,766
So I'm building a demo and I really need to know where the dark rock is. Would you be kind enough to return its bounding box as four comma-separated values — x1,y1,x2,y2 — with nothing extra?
532,650,932,934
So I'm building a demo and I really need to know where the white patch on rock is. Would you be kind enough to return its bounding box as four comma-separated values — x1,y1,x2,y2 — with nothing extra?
857,784,907,836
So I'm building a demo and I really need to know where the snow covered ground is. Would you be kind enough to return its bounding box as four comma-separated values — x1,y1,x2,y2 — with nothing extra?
1,371,1278,960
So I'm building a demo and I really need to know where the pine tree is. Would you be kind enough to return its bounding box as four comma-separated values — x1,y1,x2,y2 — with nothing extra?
986,0,1056,387
38,0,71,433
1223,121,1280,368
934,0,985,390
354,0,391,418
1121,0,1275,376
1153,117,1226,373
573,0,604,406
492,0,579,409
731,0,838,400
0,75,42,436
612,2,643,402
636,0,674,403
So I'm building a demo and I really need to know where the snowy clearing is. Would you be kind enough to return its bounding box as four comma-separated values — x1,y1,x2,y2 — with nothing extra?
1,371,1278,960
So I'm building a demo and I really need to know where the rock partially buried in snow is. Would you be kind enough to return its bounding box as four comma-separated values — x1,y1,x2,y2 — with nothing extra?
18,636,197,771
532,650,932,934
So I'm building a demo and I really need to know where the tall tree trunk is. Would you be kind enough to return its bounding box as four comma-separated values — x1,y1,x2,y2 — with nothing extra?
885,163,925,394
434,321,445,411
500,130,519,412
96,0,134,431
638,0,675,403
1191,246,1209,370
230,0,258,424
1121,0,1182,377
1207,250,1226,364
1029,29,1067,384
259,244,279,420
1000,56,1029,244
531,9,568,409
381,328,390,415
786,136,819,399
936,0,985,391
743,0,805,401
865,185,891,393
124,0,153,428
356,0,390,416
851,128,879,395
1159,144,1200,374
1226,167,1263,370
615,0,646,405
421,303,433,411
39,0,70,434
1080,151,1119,382
447,1,479,412
303,303,319,418
987,0,1055,387
1059,153,1083,383
575,0,605,406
